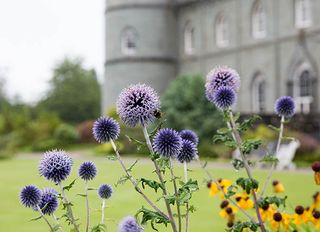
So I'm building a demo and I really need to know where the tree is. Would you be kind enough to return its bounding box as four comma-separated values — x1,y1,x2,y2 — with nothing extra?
38,58,101,123
161,75,223,140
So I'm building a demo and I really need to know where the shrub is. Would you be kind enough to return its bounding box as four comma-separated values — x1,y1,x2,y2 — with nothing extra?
54,124,79,146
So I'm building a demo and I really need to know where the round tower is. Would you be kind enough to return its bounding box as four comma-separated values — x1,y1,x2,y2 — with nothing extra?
102,0,177,113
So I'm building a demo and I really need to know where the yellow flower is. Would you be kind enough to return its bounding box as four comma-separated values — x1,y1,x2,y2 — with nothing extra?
311,210,320,229
312,161,320,185
259,204,276,222
207,179,232,198
207,181,219,197
293,206,309,224
272,180,285,193
234,193,254,210
313,191,320,209
270,212,291,231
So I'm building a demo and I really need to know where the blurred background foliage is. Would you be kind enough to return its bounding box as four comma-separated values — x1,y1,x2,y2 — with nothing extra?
0,61,319,165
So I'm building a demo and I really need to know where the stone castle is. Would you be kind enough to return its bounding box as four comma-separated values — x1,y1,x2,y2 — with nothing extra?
103,0,320,115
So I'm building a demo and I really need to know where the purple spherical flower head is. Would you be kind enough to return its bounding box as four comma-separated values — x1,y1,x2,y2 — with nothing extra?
36,188,58,215
153,128,183,158
79,161,97,181
116,84,160,127
274,96,296,118
208,86,236,109
20,185,41,208
39,150,73,183
93,116,120,143
177,139,198,163
180,129,199,145
98,184,113,199
119,216,142,232
205,66,240,100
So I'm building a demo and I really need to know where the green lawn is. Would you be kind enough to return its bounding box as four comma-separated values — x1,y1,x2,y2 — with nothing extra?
0,155,318,232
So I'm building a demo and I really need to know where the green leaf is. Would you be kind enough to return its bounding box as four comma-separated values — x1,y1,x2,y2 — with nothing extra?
188,205,196,213
259,154,279,164
163,194,176,205
76,193,87,197
236,177,259,194
136,207,170,231
225,185,238,198
231,158,245,171
268,124,280,132
87,187,97,191
217,127,232,135
258,196,287,208
127,160,139,172
240,139,262,154
29,215,42,221
139,178,165,193
230,221,259,232
125,135,146,151
237,115,261,133
115,175,130,187
63,179,77,191
91,224,106,232
52,224,62,232
106,155,117,161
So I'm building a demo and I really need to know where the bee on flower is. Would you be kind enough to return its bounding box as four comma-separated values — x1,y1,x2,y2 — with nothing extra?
258,203,276,222
272,180,285,193
270,212,291,231
292,205,309,225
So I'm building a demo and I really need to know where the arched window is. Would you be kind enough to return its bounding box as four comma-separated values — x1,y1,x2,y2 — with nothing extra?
121,27,138,55
294,69,313,114
295,0,312,28
184,22,195,55
251,74,266,113
252,1,267,39
216,13,229,47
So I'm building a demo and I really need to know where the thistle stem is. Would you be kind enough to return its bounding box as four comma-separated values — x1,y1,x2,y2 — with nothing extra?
58,182,79,232
184,161,189,232
227,110,266,232
53,214,65,232
259,116,285,199
142,126,178,232
198,159,257,223
100,199,106,225
110,140,169,220
169,160,182,232
85,180,90,232
36,205,54,231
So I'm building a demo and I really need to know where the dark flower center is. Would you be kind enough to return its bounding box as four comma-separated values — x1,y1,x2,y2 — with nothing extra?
226,207,233,215
262,204,270,211
313,211,320,219
273,212,282,222
235,197,242,202
220,200,229,209
272,180,279,186
295,206,304,215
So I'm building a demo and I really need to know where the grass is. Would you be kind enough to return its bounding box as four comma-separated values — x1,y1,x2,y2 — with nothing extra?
0,155,318,232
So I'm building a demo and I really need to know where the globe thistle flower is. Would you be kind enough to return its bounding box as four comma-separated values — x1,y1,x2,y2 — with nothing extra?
39,150,73,183
117,84,160,127
180,129,199,145
93,116,120,143
176,139,198,163
153,128,182,158
98,184,113,199
37,188,58,215
78,161,97,181
20,185,42,208
274,96,296,118
119,216,142,232
205,66,240,98
208,86,236,109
